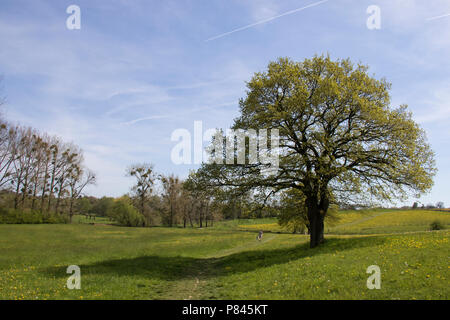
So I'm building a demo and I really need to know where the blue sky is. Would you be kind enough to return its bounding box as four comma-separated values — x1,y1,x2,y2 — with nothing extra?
0,0,449,207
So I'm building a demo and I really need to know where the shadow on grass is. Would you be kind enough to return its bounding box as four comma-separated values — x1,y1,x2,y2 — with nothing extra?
42,236,386,281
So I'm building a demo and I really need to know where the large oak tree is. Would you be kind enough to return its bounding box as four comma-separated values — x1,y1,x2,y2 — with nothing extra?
196,55,436,248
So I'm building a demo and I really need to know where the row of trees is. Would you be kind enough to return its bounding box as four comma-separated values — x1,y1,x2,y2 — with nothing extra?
110,162,332,231
101,163,283,228
116,164,220,227
0,115,95,221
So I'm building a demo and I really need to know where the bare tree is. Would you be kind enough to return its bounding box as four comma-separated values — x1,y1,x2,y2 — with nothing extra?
160,174,182,227
0,121,17,189
39,136,58,213
29,135,48,210
68,166,96,222
46,142,60,211
179,187,195,228
54,144,82,213
184,172,215,228
10,126,36,208
127,163,156,225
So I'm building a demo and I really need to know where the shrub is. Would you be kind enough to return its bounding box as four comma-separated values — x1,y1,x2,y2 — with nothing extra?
0,208,68,224
108,199,145,227
430,220,445,231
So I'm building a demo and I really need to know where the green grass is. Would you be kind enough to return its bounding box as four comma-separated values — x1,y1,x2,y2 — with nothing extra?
327,209,450,234
232,209,450,235
0,211,449,300
204,232,449,299
214,217,285,232
71,214,114,225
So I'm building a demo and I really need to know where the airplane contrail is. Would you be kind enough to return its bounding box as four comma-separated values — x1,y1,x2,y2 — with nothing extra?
205,0,329,42
121,102,236,125
426,13,450,21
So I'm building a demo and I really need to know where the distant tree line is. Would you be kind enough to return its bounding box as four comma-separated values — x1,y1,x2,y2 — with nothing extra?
412,201,445,209
0,114,95,222
91,163,284,228
104,164,227,228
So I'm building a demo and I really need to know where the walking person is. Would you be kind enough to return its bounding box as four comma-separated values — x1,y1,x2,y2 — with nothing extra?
257,230,263,241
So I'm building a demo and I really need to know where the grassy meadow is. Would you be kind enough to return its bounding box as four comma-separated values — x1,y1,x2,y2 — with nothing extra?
0,209,448,300
235,209,450,234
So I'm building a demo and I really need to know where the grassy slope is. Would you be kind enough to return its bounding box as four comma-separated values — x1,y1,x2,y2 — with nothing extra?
205,232,449,299
234,209,450,235
0,209,449,300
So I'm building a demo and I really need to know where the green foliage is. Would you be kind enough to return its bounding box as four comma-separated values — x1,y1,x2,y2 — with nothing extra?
91,197,114,217
0,207,68,224
430,220,445,231
108,198,145,227
71,214,114,225
278,189,308,233
76,197,92,214
277,189,339,234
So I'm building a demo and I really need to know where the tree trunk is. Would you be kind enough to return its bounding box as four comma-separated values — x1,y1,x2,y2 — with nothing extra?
188,211,194,227
14,176,22,209
47,169,56,212
55,193,61,214
69,196,75,223
305,184,329,248
31,179,38,210
169,203,173,227
306,198,325,248
140,195,145,215
308,209,323,248
39,159,50,213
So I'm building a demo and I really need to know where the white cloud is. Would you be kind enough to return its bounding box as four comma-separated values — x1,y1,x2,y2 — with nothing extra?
414,84,450,124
